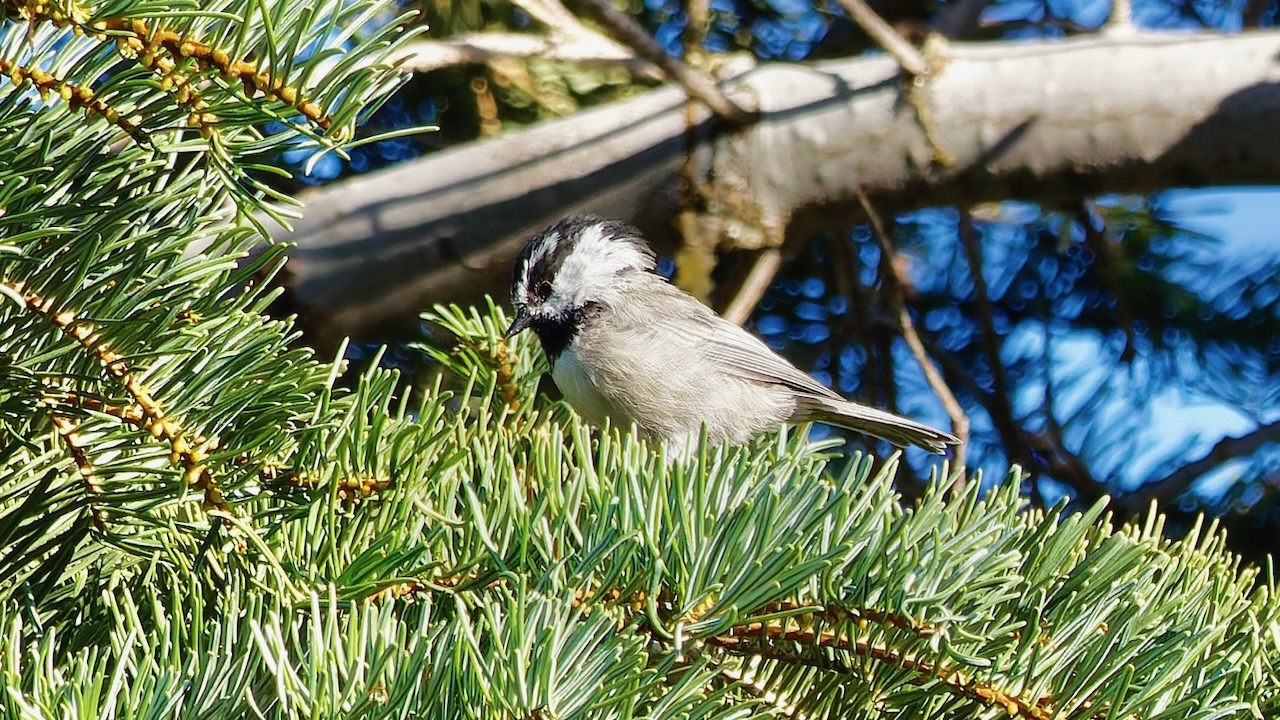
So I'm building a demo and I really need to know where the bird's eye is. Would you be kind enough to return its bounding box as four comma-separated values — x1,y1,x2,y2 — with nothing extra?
536,280,552,298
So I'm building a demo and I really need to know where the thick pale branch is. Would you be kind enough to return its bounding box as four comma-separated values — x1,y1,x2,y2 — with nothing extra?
272,31,1280,348
392,33,658,77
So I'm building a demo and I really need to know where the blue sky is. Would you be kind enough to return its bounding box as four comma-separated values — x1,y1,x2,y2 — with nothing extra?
1011,188,1280,502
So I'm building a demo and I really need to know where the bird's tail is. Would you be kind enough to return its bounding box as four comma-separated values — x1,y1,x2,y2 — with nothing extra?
797,398,959,454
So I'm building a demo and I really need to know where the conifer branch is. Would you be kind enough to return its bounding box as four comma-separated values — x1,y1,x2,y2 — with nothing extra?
49,413,106,532
268,467,394,505
0,4,1273,715
706,628,1054,719
3,279,229,514
44,391,146,426
93,16,330,132
3,4,336,133
0,57,145,141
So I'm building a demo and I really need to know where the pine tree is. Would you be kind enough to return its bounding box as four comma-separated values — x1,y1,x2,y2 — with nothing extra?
0,2,1275,718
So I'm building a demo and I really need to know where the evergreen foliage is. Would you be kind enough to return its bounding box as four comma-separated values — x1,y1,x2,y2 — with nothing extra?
0,2,1276,718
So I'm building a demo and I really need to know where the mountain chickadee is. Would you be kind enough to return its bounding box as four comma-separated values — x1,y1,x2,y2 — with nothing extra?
505,215,960,455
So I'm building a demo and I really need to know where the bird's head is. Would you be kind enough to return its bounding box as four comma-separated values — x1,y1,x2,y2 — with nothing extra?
505,215,656,347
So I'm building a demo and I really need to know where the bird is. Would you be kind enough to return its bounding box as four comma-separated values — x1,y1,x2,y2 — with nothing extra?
504,215,960,456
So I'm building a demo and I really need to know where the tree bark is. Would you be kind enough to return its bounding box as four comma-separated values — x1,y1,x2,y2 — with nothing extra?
273,31,1280,348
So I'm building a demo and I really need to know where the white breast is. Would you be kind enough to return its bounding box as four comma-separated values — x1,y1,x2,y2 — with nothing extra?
552,343,624,429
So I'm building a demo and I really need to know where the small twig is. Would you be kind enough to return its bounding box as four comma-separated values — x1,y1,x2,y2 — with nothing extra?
909,323,1069,509
722,248,782,326
393,34,660,78
959,216,1103,498
397,0,663,79
832,228,883,407
1037,325,1110,500
1080,200,1136,363
9,281,231,516
706,630,1053,720
833,0,930,77
685,0,711,65
1104,0,1136,34
959,212,1023,455
50,415,106,533
858,190,969,480
840,1,949,167
1024,429,1110,501
565,0,757,125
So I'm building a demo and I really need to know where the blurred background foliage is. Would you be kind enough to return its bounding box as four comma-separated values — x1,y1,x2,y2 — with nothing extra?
284,0,1280,564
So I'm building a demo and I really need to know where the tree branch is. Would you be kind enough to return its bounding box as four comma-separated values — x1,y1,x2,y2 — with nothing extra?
1033,327,1112,502
833,0,930,76
956,214,1108,499
393,0,663,78
270,32,1280,347
564,0,757,125
859,190,970,480
1121,420,1280,510
958,212,1020,459
392,33,659,78
721,248,782,326
1079,200,1137,363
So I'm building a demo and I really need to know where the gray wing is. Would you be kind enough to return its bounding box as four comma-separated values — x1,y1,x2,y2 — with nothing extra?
693,307,958,453
630,281,842,400
700,316,845,399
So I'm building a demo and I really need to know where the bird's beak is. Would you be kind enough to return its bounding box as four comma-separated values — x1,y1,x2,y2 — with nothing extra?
504,308,531,339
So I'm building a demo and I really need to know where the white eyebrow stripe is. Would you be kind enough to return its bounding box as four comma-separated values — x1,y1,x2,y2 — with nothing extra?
536,232,560,265
515,231,561,299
